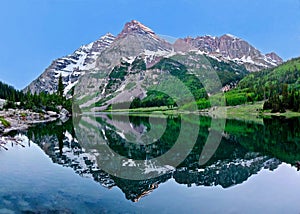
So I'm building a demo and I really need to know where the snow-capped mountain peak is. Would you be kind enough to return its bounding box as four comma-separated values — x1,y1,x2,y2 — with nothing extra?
24,33,116,95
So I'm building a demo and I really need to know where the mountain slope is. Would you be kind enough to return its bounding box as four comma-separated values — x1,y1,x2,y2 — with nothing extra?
24,33,116,95
74,52,249,111
238,57,300,90
217,57,300,108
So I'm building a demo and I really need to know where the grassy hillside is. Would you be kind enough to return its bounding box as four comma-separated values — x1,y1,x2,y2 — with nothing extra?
212,57,300,111
177,57,300,113
238,57,300,90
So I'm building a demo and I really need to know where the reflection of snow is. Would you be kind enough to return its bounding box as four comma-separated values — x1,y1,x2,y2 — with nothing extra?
122,159,175,175
50,131,101,178
122,159,137,167
144,161,175,174
64,131,78,143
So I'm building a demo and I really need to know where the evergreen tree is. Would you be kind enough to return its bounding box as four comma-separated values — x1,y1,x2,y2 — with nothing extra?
57,74,64,98
282,84,289,108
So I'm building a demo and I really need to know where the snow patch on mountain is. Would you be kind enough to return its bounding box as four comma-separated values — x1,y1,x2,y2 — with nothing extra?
24,33,116,95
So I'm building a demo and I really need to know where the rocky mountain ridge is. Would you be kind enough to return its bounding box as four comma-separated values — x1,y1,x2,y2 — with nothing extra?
24,20,283,98
174,34,283,71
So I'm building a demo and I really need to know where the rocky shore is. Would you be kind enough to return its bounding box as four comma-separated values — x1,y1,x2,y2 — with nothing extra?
0,108,68,135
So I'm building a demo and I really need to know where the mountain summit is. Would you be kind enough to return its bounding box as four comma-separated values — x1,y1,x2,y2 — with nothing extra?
113,20,172,52
94,20,172,71
117,20,158,39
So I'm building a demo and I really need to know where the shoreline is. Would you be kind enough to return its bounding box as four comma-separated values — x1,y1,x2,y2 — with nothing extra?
0,109,62,136
97,101,300,121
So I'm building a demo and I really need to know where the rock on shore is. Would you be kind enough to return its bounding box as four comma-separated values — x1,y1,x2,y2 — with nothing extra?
0,109,61,135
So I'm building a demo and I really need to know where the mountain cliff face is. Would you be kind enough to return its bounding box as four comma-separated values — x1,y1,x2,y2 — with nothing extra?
24,20,283,102
174,34,283,71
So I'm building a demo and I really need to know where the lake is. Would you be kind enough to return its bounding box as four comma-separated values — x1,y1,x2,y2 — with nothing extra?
1,114,300,213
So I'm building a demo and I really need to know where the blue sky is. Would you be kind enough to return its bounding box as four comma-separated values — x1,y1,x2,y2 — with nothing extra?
1,0,300,89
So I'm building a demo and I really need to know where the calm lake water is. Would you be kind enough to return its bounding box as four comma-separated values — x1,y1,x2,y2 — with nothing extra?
1,114,300,213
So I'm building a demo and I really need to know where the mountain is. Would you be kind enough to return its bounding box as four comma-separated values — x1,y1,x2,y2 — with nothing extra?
24,20,283,108
174,34,283,71
24,33,116,95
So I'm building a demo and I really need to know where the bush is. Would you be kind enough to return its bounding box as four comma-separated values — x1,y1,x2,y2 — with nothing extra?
225,92,247,106
0,117,11,128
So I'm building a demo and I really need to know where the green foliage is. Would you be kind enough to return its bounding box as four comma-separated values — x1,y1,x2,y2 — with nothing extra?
181,99,211,111
110,91,176,110
263,85,300,113
0,117,11,127
106,61,130,92
224,90,248,106
131,57,146,71
238,57,300,100
4,100,16,109
92,53,250,110
57,74,64,98
142,56,248,109
150,58,208,101
205,56,249,85
0,80,72,113
0,81,23,102
140,91,176,108
239,58,300,89
236,57,300,112
109,64,129,80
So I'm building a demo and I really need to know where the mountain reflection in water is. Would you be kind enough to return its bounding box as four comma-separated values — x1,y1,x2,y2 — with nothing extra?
25,115,300,202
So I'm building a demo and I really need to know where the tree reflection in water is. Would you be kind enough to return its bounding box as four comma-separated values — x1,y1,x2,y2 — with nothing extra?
25,115,300,202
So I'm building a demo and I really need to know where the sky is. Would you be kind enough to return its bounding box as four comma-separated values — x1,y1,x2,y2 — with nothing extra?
0,0,300,89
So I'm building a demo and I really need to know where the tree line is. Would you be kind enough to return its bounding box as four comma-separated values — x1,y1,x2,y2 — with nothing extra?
263,84,300,113
0,74,72,113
